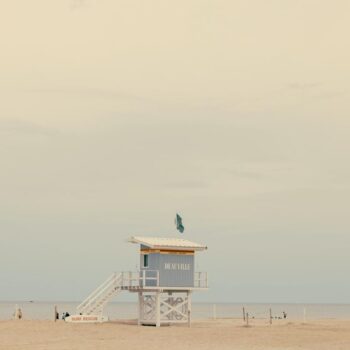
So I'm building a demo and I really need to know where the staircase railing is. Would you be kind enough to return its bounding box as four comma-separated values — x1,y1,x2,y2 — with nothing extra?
194,271,208,288
121,270,159,288
76,271,160,316
77,273,121,315
76,270,207,316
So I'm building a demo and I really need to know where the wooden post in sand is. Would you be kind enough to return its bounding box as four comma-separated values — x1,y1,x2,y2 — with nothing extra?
269,308,272,325
14,305,22,320
14,305,19,320
187,291,192,328
246,312,249,326
155,291,161,327
54,305,58,322
243,307,246,322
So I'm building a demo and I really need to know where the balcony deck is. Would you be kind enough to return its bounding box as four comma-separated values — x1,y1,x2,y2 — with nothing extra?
119,270,208,291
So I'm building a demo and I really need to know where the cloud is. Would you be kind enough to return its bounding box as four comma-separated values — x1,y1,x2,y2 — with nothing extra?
0,118,60,136
287,82,323,90
21,86,143,101
226,168,264,179
285,82,346,101
164,180,210,189
70,0,89,10
223,162,294,181
313,91,346,100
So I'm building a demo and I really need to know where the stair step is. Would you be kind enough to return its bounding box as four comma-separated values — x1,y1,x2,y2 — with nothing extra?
78,278,122,315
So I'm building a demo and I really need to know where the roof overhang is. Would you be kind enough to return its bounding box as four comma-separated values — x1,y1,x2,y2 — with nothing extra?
129,236,207,252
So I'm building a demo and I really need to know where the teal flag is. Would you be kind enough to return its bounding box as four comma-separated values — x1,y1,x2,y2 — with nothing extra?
175,213,185,233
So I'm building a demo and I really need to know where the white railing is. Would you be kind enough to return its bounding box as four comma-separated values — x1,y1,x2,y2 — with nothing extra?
77,273,121,315
194,271,208,288
121,270,159,288
76,271,160,315
77,270,207,316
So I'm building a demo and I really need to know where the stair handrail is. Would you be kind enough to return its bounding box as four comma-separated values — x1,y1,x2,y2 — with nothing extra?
79,274,120,311
78,274,122,314
77,273,116,311
77,270,163,316
81,274,121,314
77,273,120,311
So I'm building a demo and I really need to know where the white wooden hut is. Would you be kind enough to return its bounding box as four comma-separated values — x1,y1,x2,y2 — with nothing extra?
66,236,208,326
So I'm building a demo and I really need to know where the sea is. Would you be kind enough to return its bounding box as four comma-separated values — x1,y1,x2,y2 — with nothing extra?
1,302,350,321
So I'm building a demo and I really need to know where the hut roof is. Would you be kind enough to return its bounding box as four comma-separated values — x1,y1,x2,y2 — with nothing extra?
130,236,207,251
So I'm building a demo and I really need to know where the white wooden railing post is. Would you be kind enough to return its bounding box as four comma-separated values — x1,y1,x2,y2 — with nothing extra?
187,291,192,327
156,292,161,327
138,292,142,325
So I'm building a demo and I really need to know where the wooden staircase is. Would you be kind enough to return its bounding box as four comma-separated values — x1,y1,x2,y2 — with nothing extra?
76,273,122,316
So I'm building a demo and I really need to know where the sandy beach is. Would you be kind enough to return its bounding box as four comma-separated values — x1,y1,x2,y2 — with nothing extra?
1,318,350,350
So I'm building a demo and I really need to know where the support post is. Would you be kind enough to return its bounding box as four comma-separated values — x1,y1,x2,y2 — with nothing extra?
142,270,146,287
246,312,249,327
54,305,58,322
168,292,173,320
156,292,160,327
14,305,22,320
14,304,19,320
243,307,246,321
187,291,192,328
269,308,272,325
138,292,142,326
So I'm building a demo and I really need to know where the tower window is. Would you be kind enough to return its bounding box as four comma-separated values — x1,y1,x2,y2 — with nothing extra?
143,254,149,268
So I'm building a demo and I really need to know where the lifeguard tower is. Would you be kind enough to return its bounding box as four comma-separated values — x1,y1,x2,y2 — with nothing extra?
66,236,208,326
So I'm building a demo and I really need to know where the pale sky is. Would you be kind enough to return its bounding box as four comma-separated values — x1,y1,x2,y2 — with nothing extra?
0,0,350,303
